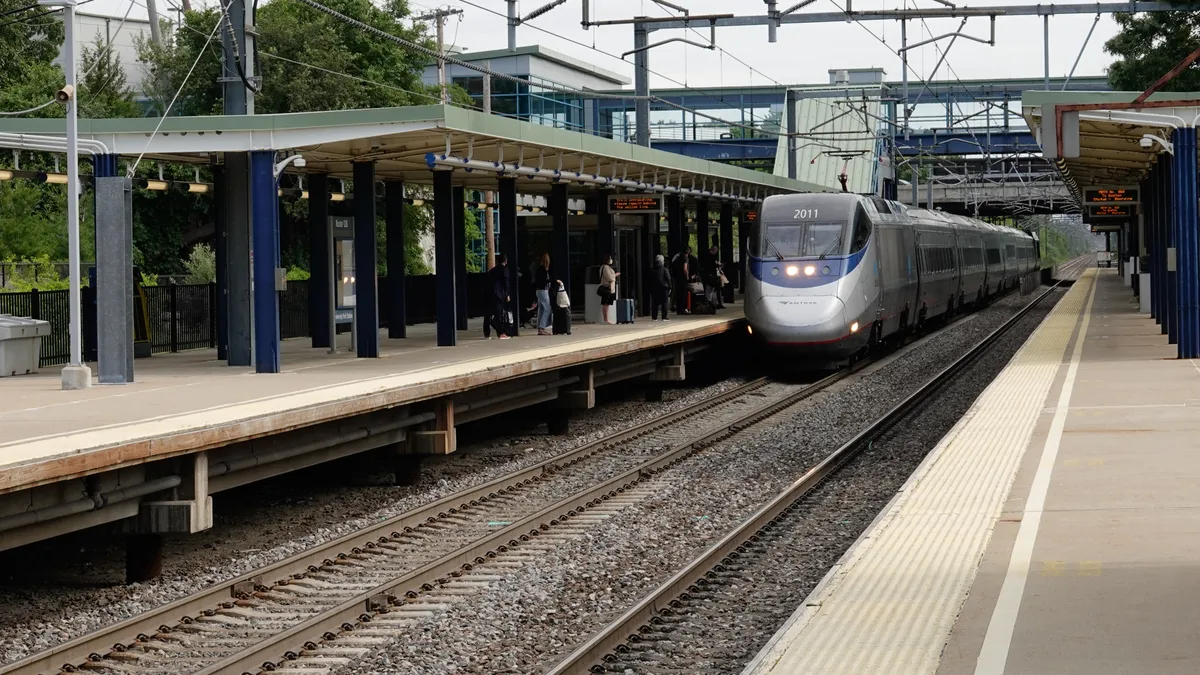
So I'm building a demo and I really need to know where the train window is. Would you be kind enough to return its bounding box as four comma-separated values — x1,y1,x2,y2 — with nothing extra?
850,207,873,254
870,197,892,214
987,248,1001,265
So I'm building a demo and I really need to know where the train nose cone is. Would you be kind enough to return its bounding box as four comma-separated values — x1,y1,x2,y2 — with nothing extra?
750,295,848,344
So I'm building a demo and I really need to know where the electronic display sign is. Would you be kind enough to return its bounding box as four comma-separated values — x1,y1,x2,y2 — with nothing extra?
608,194,663,214
1088,204,1134,218
743,210,758,222
1091,224,1121,233
1084,187,1138,204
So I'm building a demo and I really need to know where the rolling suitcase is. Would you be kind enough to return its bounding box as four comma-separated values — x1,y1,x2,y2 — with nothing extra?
616,298,635,324
552,306,572,334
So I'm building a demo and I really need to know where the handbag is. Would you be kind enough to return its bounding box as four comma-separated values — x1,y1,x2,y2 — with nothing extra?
719,272,729,286
595,285,606,297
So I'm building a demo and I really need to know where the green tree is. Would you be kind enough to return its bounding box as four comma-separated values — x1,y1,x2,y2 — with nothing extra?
182,242,216,283
1106,2,1200,91
0,0,65,117
79,33,142,118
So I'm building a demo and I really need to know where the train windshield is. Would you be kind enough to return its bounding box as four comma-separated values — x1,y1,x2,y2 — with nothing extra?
760,222,846,259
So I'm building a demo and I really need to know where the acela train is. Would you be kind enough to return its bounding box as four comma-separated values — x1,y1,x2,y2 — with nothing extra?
744,193,1040,362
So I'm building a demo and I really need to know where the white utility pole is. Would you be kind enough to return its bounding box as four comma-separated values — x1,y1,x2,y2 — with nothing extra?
41,0,91,389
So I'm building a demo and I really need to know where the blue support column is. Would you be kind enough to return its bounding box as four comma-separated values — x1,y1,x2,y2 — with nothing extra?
453,185,468,330
719,201,735,303
1166,151,1179,345
249,150,281,374
666,194,683,255
353,161,379,358
499,177,519,336
551,182,570,298
1175,127,1199,358
213,164,229,360
385,181,406,339
308,173,331,348
696,199,710,253
1145,169,1157,322
434,170,457,346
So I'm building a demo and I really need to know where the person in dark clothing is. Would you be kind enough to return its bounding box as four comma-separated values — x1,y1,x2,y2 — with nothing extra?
700,245,725,309
671,247,693,315
649,254,672,321
484,253,511,339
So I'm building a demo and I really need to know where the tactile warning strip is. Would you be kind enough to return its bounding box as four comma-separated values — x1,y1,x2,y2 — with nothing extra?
744,272,1096,675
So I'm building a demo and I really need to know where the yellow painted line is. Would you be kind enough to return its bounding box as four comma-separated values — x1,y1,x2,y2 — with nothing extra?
974,273,1098,675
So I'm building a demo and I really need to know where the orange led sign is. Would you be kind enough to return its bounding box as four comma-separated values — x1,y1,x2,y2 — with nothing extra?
1089,204,1133,218
1084,187,1138,204
608,194,663,213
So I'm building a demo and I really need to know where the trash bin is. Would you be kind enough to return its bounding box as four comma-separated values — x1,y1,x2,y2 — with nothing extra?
0,314,51,376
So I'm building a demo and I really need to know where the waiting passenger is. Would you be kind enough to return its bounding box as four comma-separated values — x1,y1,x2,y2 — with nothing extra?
700,245,725,309
671,247,695,315
649,254,671,321
598,254,620,323
484,253,511,340
533,252,553,336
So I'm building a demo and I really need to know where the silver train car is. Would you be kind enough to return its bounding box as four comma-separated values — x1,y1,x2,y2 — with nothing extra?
744,193,1039,361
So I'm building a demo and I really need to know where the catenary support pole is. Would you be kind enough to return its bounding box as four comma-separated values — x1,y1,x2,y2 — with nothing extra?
61,0,91,390
633,21,650,147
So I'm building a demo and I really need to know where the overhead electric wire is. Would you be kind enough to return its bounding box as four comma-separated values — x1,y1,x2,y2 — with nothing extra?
127,0,226,177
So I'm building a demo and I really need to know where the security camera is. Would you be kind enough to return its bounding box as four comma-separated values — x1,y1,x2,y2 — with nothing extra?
55,85,74,103
293,157,306,168
1140,136,1154,149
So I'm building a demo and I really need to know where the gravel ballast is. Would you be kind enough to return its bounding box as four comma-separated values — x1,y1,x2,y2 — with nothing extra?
333,290,1062,674
0,372,748,666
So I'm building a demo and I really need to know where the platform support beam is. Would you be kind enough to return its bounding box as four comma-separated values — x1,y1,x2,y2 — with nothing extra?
551,182,570,297
642,213,657,316
499,177,519,336
1173,126,1199,358
354,161,380,357
719,201,735,303
385,181,407,339
651,345,686,382
696,199,710,253
308,173,332,348
133,451,214,537
560,365,595,410
226,152,252,367
597,189,614,263
126,534,163,584
250,150,280,373
434,170,457,346
411,399,456,454
666,194,683,255
453,186,469,330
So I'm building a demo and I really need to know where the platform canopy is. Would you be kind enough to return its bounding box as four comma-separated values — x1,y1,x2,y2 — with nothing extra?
0,104,829,203
1022,90,1200,203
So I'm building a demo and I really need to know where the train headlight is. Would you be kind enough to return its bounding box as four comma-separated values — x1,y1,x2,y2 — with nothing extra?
786,265,799,276
747,325,753,335
822,265,831,275
804,265,816,276
850,321,860,333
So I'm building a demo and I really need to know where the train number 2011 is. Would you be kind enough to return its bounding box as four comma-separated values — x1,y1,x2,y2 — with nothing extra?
793,209,819,219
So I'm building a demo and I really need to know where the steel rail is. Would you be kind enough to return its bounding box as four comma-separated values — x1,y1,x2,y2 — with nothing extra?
2,377,780,675
195,370,849,675
543,278,1070,675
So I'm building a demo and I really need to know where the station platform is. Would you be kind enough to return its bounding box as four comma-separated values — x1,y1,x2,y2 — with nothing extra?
0,308,742,496
744,268,1200,675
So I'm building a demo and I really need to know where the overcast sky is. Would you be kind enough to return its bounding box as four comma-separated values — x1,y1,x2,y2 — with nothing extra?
86,0,1122,90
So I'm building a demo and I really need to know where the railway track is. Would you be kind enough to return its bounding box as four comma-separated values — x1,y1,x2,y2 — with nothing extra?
5,262,1086,675
542,277,1072,675
5,374,850,675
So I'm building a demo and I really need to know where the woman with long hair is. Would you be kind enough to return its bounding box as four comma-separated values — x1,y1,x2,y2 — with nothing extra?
598,254,619,323
534,252,553,335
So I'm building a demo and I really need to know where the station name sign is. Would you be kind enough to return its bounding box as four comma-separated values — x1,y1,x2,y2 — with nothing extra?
1088,203,1134,218
608,194,663,214
1084,187,1138,205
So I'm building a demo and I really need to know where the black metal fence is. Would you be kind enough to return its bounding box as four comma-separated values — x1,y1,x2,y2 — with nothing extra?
0,274,492,367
